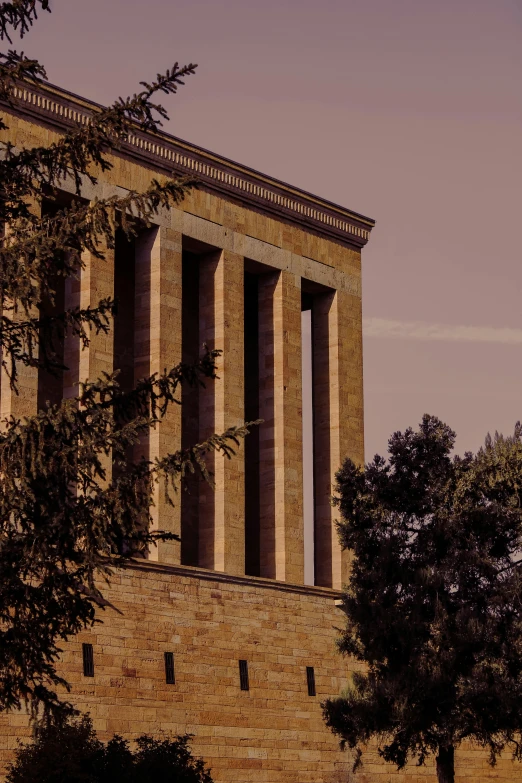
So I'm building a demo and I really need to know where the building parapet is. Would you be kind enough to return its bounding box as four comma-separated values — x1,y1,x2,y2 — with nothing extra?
4,80,375,250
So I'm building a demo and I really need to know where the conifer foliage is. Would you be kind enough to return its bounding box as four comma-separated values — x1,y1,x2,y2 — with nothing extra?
6,714,213,783
0,1,250,720
324,415,522,783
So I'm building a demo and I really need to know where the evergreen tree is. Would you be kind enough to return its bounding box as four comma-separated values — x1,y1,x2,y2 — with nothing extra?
6,713,213,783
324,415,522,783
0,1,251,720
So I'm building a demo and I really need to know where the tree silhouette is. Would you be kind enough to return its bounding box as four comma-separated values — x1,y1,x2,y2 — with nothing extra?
7,713,213,783
0,0,251,720
325,415,522,783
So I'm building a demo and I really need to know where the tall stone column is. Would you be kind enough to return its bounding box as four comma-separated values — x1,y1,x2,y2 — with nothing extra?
1,222,39,423
78,242,115,386
313,288,364,589
135,226,182,565
0,310,39,422
199,250,245,575
258,270,304,584
78,240,115,488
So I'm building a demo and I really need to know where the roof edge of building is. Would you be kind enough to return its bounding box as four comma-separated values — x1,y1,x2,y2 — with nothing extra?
3,79,375,250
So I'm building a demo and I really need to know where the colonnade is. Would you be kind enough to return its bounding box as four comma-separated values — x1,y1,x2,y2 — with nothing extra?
1,218,360,589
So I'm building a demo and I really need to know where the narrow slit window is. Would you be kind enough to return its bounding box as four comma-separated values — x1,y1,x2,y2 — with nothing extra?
239,659,249,691
306,666,316,697
82,643,94,678
164,651,175,685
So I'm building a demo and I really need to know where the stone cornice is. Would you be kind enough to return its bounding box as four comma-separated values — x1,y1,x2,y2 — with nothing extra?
3,81,375,250
123,558,343,600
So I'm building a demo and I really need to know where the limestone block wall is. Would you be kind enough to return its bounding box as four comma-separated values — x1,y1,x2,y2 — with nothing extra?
1,99,368,588
0,564,520,783
1,86,519,783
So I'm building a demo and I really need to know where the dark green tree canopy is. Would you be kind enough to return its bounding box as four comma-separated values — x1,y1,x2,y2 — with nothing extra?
0,1,251,720
6,713,213,783
324,415,522,783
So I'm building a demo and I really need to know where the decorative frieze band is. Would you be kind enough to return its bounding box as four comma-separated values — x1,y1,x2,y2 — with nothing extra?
7,83,375,249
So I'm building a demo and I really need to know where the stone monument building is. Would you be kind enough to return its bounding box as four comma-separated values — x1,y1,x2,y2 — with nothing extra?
0,82,518,783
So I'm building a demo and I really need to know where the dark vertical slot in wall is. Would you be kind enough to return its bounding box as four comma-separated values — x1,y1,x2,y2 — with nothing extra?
181,251,200,566
37,201,66,411
244,272,260,576
164,651,175,684
239,659,250,691
82,643,94,677
306,665,316,696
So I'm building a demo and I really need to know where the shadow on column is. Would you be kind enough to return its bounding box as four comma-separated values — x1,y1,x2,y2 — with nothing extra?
37,199,68,412
244,271,260,576
180,250,201,567
312,289,335,588
113,225,149,555
258,271,278,579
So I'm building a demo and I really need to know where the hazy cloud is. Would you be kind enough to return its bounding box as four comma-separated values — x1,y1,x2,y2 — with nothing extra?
363,318,522,345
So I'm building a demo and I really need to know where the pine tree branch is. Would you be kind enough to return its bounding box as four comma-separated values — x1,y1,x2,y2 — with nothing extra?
1,180,197,304
0,178,197,388
0,299,115,385
0,0,49,43
0,0,258,723
0,365,257,720
0,48,46,100
0,62,197,212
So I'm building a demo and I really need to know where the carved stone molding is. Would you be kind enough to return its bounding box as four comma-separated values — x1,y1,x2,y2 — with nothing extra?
124,557,343,599
4,81,375,250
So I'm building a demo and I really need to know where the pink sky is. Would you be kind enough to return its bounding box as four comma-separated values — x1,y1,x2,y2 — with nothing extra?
23,0,522,460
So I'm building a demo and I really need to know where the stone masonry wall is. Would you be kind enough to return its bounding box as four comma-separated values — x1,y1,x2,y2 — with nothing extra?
1,102,520,783
1,564,521,783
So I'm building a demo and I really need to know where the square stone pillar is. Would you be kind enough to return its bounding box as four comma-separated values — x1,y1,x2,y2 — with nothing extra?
258,270,304,584
0,312,38,422
198,250,245,575
1,222,39,423
79,241,115,384
135,226,182,565
313,289,364,589
78,241,115,486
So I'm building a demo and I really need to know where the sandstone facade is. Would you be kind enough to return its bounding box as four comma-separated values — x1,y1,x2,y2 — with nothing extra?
0,82,519,782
